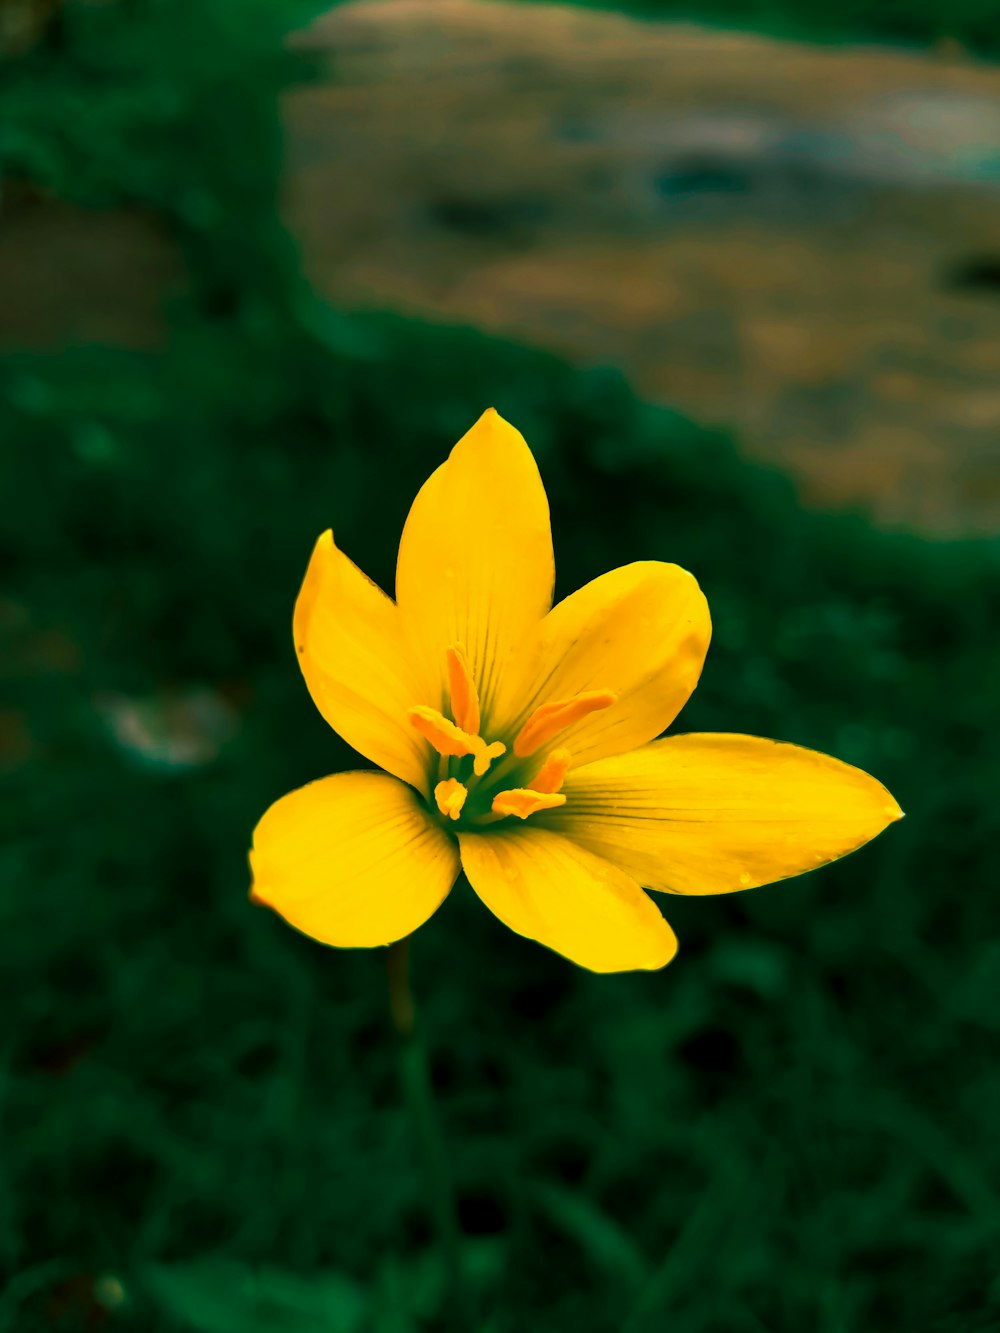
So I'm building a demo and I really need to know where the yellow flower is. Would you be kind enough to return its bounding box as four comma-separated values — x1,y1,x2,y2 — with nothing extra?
250,410,902,973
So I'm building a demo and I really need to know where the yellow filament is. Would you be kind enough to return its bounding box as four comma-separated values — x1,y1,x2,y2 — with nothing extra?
446,643,480,734
434,778,468,821
409,705,506,776
492,788,568,820
530,747,572,794
513,690,617,757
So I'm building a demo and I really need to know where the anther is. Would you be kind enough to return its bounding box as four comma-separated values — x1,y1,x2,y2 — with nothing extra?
513,691,617,757
446,643,480,734
409,705,506,776
492,788,568,820
434,778,468,821
409,705,481,759
529,747,572,794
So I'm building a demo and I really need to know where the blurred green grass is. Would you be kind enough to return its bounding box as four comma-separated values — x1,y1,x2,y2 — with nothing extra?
3,3,1000,1331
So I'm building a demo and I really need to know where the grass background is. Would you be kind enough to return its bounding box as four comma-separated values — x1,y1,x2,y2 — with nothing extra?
2,2,999,1330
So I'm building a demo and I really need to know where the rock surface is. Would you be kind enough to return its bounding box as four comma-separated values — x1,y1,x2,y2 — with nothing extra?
4,0,1000,534
285,0,1000,534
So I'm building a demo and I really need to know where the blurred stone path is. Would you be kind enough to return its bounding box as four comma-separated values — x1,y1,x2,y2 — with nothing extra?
285,0,1000,535
4,0,1000,534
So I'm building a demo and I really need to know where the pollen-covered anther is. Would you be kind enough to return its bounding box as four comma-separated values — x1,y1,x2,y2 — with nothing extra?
409,705,481,759
513,690,617,758
491,788,568,820
529,747,572,794
434,778,468,821
446,643,480,734
409,704,506,776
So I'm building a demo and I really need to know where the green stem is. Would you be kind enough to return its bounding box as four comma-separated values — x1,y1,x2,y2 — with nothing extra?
387,938,470,1328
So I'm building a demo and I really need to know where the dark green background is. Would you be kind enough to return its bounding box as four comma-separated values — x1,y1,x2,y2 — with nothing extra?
2,2,998,1330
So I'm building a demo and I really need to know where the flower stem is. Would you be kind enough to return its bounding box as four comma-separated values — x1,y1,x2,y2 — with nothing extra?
387,937,469,1327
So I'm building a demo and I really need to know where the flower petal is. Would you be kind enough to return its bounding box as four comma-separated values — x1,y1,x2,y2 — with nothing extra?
295,531,428,791
395,409,554,722
250,770,460,947
458,827,678,973
545,733,903,894
495,561,710,766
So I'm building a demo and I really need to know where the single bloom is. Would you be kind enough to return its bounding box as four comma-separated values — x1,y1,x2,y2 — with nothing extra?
249,409,902,973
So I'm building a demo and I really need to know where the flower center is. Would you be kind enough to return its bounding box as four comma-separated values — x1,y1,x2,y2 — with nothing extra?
407,643,615,829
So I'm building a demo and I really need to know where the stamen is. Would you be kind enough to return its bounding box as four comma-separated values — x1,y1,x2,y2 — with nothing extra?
409,705,480,759
492,788,568,820
513,690,617,757
434,778,468,821
446,643,480,734
409,705,506,776
529,747,572,794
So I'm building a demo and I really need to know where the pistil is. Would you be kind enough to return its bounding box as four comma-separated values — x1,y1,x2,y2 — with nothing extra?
409,704,505,777
411,651,610,827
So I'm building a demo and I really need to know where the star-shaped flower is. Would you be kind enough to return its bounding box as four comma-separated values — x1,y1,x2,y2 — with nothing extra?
250,410,901,972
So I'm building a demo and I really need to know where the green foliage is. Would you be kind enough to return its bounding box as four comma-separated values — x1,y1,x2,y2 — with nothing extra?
142,1261,368,1333
3,2,999,1332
